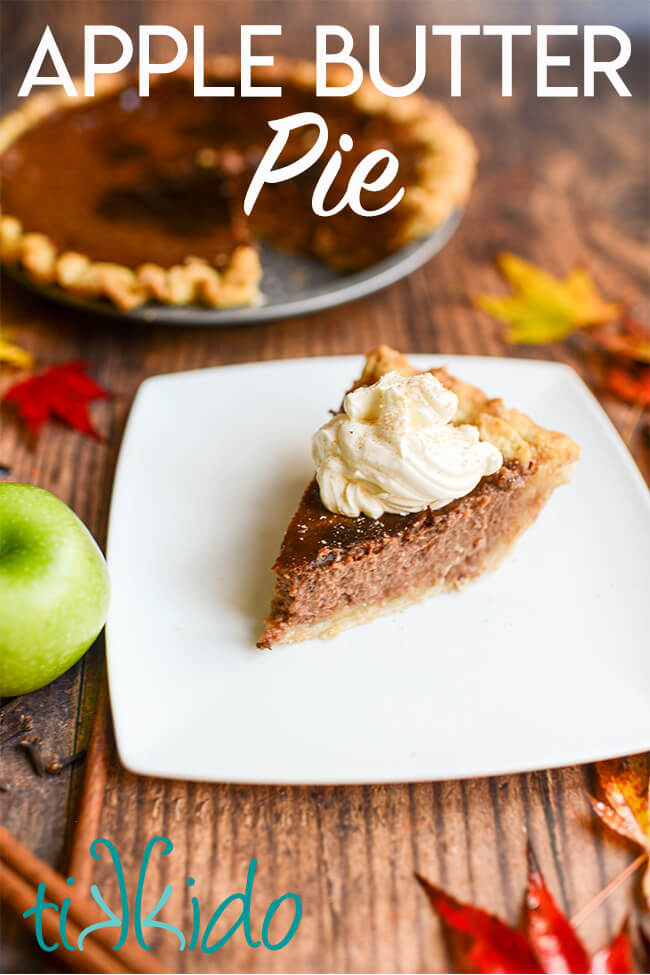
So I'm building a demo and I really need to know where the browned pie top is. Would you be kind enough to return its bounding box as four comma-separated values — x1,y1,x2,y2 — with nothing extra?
275,465,526,573
0,75,428,270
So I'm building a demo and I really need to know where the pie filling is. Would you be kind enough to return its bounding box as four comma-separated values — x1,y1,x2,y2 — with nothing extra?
1,75,436,272
260,464,537,647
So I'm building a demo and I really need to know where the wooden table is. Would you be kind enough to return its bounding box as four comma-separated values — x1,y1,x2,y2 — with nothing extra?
1,2,648,971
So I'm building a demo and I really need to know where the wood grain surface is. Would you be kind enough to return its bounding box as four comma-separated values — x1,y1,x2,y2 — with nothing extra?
1,2,648,972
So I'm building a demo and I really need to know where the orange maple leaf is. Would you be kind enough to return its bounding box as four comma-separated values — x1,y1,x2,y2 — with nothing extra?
602,364,650,407
590,758,650,909
589,314,650,365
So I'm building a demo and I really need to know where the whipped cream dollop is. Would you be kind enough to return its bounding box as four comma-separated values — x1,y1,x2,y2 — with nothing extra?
312,371,503,519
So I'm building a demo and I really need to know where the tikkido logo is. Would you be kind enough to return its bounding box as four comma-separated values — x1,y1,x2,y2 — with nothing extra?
24,836,302,955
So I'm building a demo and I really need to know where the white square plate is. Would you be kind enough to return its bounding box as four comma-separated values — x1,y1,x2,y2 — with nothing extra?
106,356,650,783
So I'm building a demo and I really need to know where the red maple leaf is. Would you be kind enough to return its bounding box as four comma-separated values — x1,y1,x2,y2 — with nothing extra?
416,875,540,973
417,845,634,974
3,361,110,439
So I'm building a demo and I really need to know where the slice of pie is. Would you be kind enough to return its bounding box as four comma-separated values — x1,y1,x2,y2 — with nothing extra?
0,58,476,311
259,346,580,648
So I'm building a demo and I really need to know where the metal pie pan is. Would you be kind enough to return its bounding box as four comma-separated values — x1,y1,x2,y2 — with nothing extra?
3,209,463,326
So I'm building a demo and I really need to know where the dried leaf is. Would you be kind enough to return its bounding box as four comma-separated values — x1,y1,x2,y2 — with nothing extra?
590,759,650,908
3,361,110,439
417,846,635,974
602,364,650,407
0,330,34,370
474,253,623,344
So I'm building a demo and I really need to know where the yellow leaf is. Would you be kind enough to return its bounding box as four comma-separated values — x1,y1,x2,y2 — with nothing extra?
474,253,623,345
0,330,34,370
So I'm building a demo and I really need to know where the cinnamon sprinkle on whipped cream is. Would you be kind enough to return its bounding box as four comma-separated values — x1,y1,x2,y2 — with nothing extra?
312,371,503,519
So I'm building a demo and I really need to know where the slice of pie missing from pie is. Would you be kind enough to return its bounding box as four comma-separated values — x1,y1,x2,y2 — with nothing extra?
259,346,580,648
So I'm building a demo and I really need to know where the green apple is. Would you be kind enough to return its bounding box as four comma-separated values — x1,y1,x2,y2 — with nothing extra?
0,484,110,696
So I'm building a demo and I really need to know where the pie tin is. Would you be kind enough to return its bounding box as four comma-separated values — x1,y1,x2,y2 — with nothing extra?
2,209,463,327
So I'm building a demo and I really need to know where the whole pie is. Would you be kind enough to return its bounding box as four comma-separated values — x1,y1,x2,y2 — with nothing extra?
0,59,476,310
259,346,580,647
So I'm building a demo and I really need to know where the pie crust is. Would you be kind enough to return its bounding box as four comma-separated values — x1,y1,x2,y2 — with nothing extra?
0,59,477,311
259,346,580,647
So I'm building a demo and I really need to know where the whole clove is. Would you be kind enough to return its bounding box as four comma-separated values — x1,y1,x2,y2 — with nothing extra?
1,710,87,787
0,713,33,746
46,749,87,775
19,733,46,776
